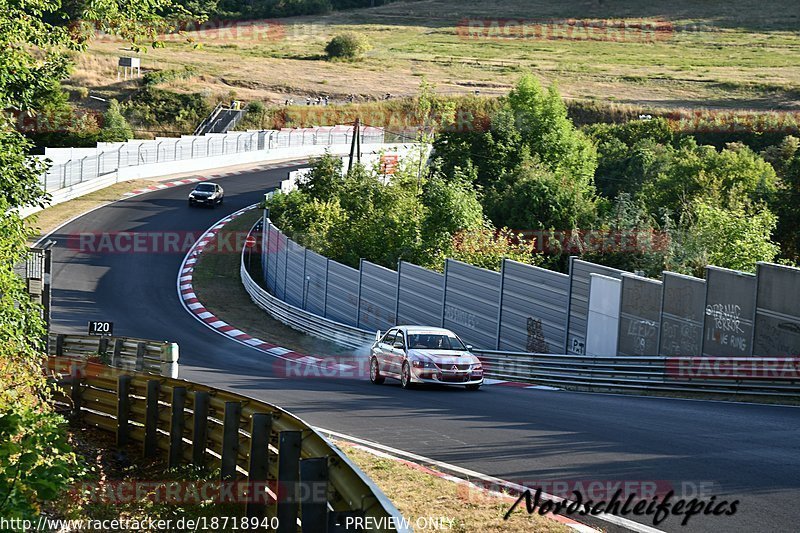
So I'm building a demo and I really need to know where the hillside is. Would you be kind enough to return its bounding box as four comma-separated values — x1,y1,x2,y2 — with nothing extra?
67,0,800,114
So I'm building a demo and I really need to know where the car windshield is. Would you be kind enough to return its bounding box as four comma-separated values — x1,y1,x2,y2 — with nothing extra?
195,184,215,192
407,333,466,351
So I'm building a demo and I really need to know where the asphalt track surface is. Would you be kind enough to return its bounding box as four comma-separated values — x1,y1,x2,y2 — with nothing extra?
48,163,800,533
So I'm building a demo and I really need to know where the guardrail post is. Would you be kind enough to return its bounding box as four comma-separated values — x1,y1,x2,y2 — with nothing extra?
246,413,273,518
117,375,131,447
98,337,109,356
56,334,65,356
144,380,161,457
70,361,82,417
112,339,123,367
192,391,210,467
496,259,507,350
300,457,329,532
161,343,179,378
135,342,146,371
221,402,242,480
169,387,187,468
276,431,302,533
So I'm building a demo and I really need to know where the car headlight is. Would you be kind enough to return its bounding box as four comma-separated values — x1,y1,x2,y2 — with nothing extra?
412,360,436,369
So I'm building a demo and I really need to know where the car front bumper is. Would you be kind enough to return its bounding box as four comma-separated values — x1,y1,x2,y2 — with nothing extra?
411,367,484,386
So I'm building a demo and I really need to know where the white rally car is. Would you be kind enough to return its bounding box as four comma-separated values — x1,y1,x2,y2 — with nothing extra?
369,326,484,390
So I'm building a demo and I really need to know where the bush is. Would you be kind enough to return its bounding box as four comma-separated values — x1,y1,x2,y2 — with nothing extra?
142,66,198,87
72,87,89,100
325,32,371,61
98,99,133,142
247,101,265,114
123,87,210,134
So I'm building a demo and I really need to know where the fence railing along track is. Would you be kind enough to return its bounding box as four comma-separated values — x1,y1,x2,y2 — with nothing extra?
46,357,409,533
49,333,179,377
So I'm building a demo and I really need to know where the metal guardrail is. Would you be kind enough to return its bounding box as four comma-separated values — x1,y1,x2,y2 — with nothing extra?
49,333,179,377
241,223,374,350
240,222,800,402
474,350,800,399
242,260,375,351
47,357,409,533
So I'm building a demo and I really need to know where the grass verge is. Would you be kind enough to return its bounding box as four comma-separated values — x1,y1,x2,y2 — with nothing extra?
27,179,154,241
337,441,571,533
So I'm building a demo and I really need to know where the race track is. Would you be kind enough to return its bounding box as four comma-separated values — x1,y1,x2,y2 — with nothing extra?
47,163,800,533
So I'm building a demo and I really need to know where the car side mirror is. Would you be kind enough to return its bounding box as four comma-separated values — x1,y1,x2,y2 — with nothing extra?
465,345,473,351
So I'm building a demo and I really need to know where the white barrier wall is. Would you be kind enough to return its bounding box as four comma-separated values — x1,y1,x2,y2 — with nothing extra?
586,274,622,356
22,127,395,219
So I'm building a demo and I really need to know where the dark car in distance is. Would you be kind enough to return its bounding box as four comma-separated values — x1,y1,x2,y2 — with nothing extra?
188,182,224,207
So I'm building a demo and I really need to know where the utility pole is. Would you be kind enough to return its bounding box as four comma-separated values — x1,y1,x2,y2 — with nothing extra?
347,118,360,174
356,119,361,165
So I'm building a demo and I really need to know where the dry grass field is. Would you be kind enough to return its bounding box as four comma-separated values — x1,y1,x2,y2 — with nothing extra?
67,0,800,111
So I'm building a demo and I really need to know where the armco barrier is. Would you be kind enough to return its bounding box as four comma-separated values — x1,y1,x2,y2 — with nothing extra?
49,333,179,377
473,351,800,399
46,357,409,533
241,223,800,401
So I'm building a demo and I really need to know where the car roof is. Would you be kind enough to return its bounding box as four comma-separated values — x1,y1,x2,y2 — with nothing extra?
396,325,455,335
195,182,218,186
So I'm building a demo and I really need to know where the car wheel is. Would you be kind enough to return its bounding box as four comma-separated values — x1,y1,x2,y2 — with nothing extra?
370,357,385,385
400,362,414,389
218,197,223,205
188,200,194,207
465,384,481,391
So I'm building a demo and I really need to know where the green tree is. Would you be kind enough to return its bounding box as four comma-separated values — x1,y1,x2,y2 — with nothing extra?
488,155,598,232
433,74,598,232
629,139,777,220
502,75,597,183
673,202,779,276
443,226,541,272
99,99,133,141
761,136,800,261
265,152,544,272
586,117,675,197
297,152,345,201
419,171,483,256
325,32,371,60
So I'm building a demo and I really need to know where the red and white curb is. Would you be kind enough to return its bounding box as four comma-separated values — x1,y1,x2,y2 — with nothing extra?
176,204,362,374
124,160,310,197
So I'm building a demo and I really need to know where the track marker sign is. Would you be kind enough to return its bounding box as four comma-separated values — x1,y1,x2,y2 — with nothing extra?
380,154,399,175
88,320,113,336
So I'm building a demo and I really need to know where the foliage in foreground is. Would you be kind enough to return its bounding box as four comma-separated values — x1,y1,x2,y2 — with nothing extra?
1,0,188,519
